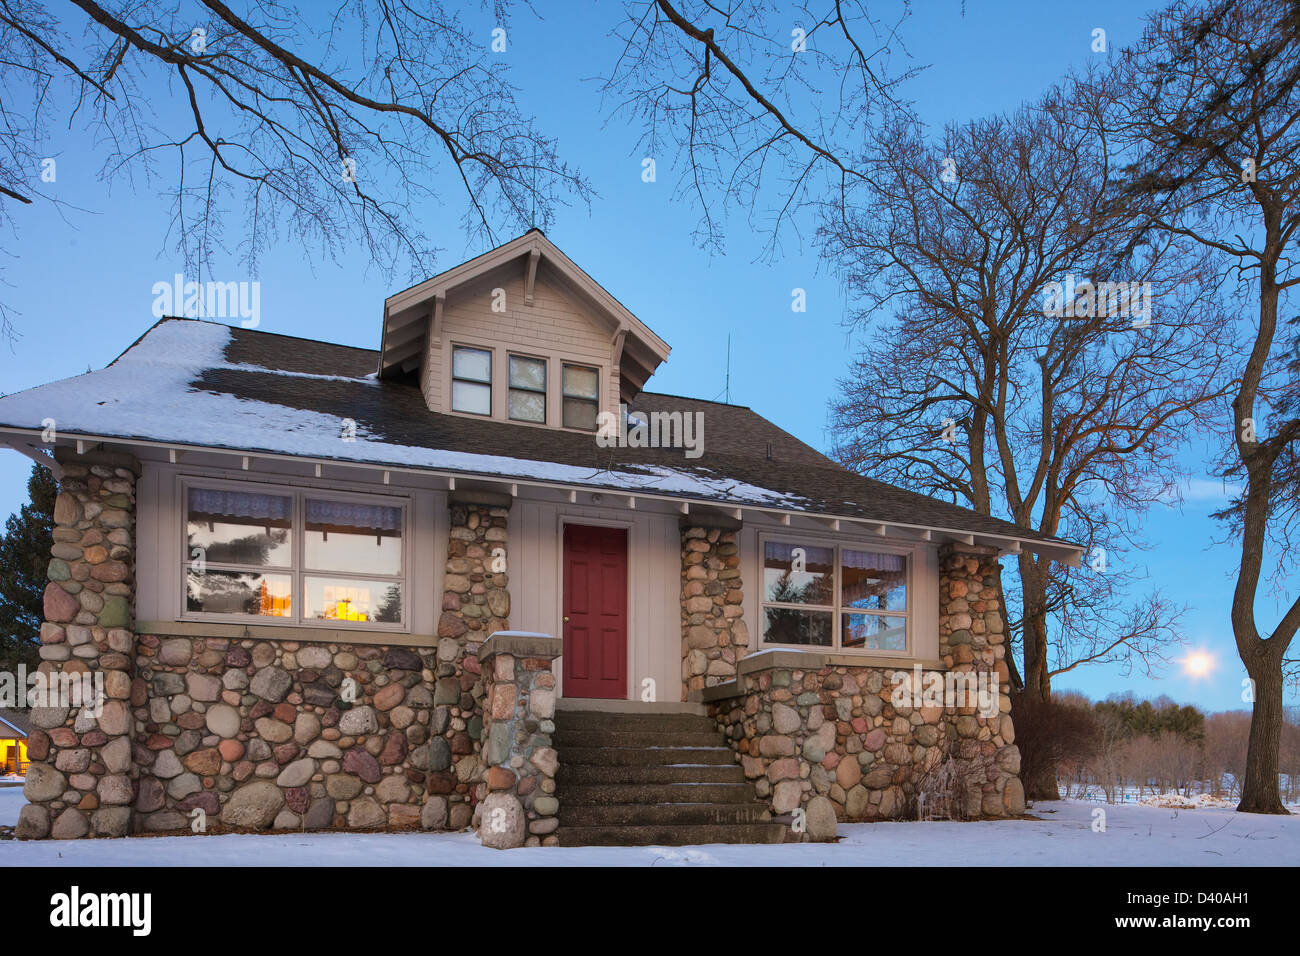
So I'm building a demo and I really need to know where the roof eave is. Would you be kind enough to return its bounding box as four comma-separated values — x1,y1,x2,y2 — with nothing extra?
0,425,1084,566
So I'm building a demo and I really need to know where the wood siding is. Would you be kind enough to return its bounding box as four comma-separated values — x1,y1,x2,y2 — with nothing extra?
135,458,445,639
421,261,622,425
739,519,941,661
136,459,946,693
513,498,681,702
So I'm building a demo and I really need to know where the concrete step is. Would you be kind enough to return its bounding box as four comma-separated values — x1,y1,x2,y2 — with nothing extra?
557,763,744,785
560,782,758,805
559,802,771,827
553,711,721,734
557,823,788,847
552,704,777,846
560,745,736,767
551,729,725,749
556,700,706,716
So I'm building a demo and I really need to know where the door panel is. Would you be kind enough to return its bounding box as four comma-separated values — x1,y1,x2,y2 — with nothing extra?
562,524,628,699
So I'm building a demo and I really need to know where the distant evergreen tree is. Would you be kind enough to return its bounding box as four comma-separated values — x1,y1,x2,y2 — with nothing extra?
1095,693,1205,745
0,464,57,668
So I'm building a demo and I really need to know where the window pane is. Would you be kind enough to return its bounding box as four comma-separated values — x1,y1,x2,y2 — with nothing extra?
452,347,491,383
187,570,291,617
304,499,403,575
563,365,599,399
305,577,402,624
763,540,833,605
563,397,598,430
509,389,546,423
509,355,546,391
452,380,491,415
843,613,907,651
186,488,292,566
842,549,908,611
763,607,832,646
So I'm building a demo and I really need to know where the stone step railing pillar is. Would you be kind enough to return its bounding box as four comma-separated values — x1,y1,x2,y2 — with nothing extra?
18,450,139,840
475,631,561,849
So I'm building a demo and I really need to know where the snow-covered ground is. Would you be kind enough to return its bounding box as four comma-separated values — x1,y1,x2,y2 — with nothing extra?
1,787,1296,866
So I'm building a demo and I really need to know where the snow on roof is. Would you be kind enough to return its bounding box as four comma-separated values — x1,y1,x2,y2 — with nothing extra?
0,320,810,508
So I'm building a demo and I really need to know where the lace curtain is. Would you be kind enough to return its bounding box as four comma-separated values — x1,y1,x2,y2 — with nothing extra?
188,488,291,521
306,498,402,532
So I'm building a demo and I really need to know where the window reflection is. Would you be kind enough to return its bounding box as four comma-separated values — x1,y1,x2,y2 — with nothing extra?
304,499,402,575
186,488,292,566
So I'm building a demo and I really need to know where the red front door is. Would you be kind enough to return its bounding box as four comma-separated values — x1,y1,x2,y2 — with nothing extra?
562,524,628,699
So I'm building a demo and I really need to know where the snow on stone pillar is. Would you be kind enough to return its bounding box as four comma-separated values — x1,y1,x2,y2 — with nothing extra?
18,451,139,840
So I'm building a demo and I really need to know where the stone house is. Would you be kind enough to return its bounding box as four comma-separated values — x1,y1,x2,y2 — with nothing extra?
0,231,1080,846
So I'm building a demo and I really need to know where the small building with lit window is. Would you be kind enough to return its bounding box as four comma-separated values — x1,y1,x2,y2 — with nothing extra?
0,709,31,777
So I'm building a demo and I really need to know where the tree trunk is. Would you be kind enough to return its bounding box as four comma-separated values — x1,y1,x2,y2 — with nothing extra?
1017,555,1059,800
1228,259,1297,814
1239,655,1289,813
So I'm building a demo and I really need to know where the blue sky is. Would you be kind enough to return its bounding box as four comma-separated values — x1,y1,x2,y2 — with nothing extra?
0,0,1291,713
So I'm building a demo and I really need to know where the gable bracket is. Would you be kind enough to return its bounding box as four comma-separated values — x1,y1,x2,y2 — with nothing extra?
0,440,64,480
524,249,541,306
432,293,445,338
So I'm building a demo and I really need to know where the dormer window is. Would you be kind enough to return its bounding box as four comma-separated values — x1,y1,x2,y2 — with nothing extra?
451,346,492,415
508,355,547,423
563,363,599,430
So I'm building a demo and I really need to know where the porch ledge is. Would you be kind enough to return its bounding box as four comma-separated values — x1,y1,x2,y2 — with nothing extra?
136,620,437,648
479,630,562,662
695,650,947,702
738,649,945,674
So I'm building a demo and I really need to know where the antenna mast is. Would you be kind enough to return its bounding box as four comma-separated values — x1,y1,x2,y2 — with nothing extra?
725,333,731,403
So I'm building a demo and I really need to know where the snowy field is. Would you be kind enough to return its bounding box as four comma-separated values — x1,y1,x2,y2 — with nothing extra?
1,787,1296,866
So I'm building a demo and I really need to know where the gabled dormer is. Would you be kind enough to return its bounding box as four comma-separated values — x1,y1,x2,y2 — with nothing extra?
379,231,671,431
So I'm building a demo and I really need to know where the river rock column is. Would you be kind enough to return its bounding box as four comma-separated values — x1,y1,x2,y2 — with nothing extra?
475,631,561,849
17,451,139,840
680,521,747,699
937,543,1022,818
424,493,509,831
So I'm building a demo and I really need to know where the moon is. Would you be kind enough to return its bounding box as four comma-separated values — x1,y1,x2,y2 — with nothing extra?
1181,651,1215,678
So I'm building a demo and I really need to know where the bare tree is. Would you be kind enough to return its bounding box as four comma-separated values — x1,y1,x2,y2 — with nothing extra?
1089,708,1130,803
0,0,592,340
1282,705,1300,803
599,2,1242,803
1119,0,1300,814
1203,710,1252,798
823,78,1232,798
600,0,912,253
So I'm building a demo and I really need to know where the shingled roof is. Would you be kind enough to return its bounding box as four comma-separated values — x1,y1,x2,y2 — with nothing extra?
0,708,32,738
0,318,1080,558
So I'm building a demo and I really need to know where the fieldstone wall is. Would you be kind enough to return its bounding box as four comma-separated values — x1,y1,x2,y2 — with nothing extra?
433,495,511,809
17,454,139,840
706,543,1023,823
18,479,516,840
680,523,747,698
477,632,561,848
128,635,472,834
938,543,1021,817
